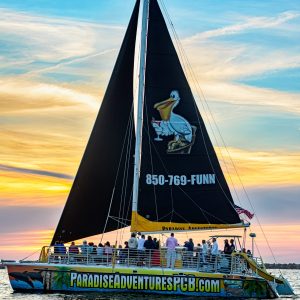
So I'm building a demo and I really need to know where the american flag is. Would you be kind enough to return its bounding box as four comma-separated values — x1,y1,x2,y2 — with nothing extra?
234,205,254,219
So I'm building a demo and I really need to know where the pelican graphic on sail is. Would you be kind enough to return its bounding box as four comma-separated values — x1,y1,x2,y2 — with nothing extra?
152,90,196,154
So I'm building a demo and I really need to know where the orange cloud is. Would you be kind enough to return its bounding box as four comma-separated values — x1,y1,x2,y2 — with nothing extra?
0,230,53,260
0,170,70,206
216,147,300,187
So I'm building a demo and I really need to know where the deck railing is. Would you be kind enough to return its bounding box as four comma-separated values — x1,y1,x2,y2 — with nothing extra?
39,246,256,275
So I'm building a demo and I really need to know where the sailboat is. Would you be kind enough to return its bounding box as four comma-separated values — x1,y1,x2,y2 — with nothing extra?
5,0,294,297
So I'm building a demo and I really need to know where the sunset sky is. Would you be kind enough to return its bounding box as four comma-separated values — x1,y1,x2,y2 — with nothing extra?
0,0,299,263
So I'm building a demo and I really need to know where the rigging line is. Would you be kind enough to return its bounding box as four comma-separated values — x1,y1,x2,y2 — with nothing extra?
100,101,135,242
122,113,134,220
184,40,282,260
123,189,133,229
185,231,189,242
155,210,175,222
120,117,134,245
141,208,209,225
117,129,129,230
170,54,235,206
191,92,239,210
118,180,133,244
159,0,242,208
246,192,279,265
146,133,209,223
108,216,131,222
147,137,234,226
145,131,231,225
120,192,133,244
190,84,243,206
157,4,278,262
253,237,282,276
254,239,262,260
164,4,280,264
119,122,131,216
109,217,130,227
184,78,243,206
100,187,115,244
169,28,242,207
118,109,134,230
170,187,174,222
220,140,279,263
20,249,42,261
161,0,239,199
116,107,135,245
144,95,159,220
173,210,194,224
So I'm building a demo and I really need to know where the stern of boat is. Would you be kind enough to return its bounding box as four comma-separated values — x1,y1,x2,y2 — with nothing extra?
6,263,46,291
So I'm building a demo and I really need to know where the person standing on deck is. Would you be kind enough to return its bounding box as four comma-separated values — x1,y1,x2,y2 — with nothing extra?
128,233,138,249
128,233,138,262
138,234,145,250
153,238,159,249
229,239,235,253
166,233,178,269
223,239,231,254
80,240,88,255
96,243,104,263
69,242,79,255
144,236,155,250
202,240,208,263
152,237,160,266
211,238,219,270
185,238,194,267
137,234,146,265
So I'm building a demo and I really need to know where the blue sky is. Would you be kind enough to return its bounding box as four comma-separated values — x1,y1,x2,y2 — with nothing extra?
0,0,299,262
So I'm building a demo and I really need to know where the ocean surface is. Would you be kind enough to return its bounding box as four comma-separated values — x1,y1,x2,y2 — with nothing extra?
0,268,299,300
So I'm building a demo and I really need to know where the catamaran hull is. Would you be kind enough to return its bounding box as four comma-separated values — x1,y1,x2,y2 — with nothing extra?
6,263,278,298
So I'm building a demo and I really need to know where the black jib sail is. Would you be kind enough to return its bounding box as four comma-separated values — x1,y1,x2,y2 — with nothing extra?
131,0,242,232
51,0,140,244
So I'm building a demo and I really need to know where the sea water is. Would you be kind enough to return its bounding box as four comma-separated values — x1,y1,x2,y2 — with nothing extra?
0,268,299,299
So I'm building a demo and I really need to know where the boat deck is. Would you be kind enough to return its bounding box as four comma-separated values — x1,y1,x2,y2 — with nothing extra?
39,246,264,276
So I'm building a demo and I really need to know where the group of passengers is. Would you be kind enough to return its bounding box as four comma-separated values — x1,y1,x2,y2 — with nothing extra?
53,234,251,270
163,234,250,270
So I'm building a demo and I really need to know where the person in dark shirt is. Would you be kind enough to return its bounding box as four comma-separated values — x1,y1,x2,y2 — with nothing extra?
151,238,160,266
144,236,155,250
57,241,66,254
184,238,194,267
153,238,159,250
224,239,231,254
143,236,154,266
53,241,66,262
229,239,235,253
54,241,60,255
69,241,79,254
186,238,194,252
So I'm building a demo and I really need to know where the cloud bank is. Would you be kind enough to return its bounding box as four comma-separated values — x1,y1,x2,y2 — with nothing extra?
0,164,74,180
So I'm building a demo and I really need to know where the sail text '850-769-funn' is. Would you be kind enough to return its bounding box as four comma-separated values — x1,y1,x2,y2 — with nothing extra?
145,174,215,186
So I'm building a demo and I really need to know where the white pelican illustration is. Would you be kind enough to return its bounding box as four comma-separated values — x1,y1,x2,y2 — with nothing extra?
152,90,194,151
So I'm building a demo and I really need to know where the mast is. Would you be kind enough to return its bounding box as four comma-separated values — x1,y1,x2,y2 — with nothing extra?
132,0,149,213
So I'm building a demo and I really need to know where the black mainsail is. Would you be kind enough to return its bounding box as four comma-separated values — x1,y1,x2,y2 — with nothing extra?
131,0,242,232
51,0,140,244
